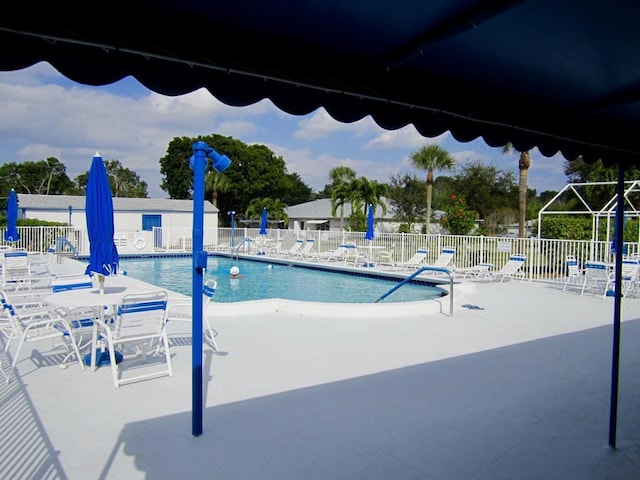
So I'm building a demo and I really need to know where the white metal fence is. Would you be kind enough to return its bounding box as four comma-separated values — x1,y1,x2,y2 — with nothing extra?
4,225,638,287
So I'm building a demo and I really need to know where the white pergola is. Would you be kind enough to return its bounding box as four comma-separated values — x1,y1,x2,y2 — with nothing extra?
537,180,640,246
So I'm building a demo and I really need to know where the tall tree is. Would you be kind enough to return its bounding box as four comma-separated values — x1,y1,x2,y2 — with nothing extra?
501,143,531,238
449,160,517,219
0,158,74,196
410,145,455,232
73,159,148,197
281,172,313,206
159,134,300,226
387,173,428,230
327,166,356,231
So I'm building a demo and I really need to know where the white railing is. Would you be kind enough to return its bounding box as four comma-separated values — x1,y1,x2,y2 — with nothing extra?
4,226,638,287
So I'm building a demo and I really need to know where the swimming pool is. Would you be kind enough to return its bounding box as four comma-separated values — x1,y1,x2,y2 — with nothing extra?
118,255,446,303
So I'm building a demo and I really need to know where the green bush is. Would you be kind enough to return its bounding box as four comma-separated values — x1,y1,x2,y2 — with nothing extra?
17,218,68,227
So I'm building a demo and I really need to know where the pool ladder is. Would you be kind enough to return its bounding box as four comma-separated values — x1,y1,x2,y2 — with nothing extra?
374,266,454,317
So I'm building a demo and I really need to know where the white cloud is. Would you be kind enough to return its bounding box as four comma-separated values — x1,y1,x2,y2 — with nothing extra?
0,63,572,199
294,109,377,140
366,125,446,150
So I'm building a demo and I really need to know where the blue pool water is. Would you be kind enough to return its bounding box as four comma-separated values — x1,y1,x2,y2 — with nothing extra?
118,255,445,304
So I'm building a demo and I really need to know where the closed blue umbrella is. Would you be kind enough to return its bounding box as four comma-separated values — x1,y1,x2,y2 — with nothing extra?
259,207,268,235
4,189,19,242
611,216,627,256
85,152,119,280
365,204,375,266
365,204,374,241
258,207,268,254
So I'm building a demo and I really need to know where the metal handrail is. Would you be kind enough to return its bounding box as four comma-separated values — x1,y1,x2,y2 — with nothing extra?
374,266,454,317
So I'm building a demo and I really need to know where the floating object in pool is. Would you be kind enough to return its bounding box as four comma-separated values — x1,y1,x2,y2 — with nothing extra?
267,264,273,269
230,266,240,276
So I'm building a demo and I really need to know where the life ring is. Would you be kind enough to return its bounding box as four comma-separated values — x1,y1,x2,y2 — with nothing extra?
134,237,147,250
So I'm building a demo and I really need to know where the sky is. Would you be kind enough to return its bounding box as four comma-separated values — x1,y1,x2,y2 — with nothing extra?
0,61,569,199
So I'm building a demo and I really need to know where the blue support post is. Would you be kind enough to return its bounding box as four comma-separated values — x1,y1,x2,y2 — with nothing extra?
190,142,207,436
190,140,231,437
229,210,236,250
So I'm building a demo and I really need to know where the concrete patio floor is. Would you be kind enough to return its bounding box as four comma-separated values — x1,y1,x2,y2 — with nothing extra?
1,257,640,479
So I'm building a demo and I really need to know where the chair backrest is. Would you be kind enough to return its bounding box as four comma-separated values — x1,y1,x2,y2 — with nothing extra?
2,250,30,275
332,245,349,256
115,291,169,339
299,239,315,254
584,261,608,279
407,248,429,263
286,239,303,253
51,274,94,293
566,256,580,276
203,279,217,308
620,258,639,279
500,254,526,273
433,247,455,267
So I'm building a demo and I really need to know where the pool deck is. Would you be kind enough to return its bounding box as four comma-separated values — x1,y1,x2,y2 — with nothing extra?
2,257,640,479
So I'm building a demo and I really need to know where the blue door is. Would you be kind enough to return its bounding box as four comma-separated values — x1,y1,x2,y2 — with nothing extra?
142,214,162,248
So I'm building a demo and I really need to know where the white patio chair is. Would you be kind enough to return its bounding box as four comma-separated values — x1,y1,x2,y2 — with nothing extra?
166,279,219,351
562,255,583,291
1,250,32,290
2,293,85,379
489,254,527,283
103,290,173,388
342,243,361,266
375,247,395,268
580,261,609,296
51,273,105,363
603,258,639,298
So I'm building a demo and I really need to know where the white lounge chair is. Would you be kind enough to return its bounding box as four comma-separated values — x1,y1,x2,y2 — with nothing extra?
280,239,304,257
316,243,352,262
430,247,456,268
489,254,527,283
456,262,493,279
396,248,429,270
294,239,316,259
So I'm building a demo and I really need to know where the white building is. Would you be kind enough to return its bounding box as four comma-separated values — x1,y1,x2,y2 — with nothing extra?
15,194,218,253
285,198,444,234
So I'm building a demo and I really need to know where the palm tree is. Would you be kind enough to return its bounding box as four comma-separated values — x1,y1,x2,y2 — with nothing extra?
502,143,531,238
331,181,354,230
410,145,455,232
205,170,232,209
245,197,289,227
328,166,356,230
350,177,389,215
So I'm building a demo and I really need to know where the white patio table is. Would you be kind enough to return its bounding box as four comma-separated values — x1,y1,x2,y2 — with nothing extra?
43,278,150,370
